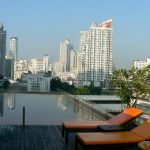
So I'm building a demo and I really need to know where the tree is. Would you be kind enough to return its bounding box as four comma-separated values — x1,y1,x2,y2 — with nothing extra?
112,67,150,107
89,85,102,95
50,78,62,91
75,86,90,95
61,82,76,94
112,69,133,107
129,67,150,107
3,80,10,89
0,74,3,79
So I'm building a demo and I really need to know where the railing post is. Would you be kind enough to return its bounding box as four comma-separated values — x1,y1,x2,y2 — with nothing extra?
92,104,93,120
22,106,25,128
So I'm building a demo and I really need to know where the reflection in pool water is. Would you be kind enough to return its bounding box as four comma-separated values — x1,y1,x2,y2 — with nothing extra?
0,93,102,125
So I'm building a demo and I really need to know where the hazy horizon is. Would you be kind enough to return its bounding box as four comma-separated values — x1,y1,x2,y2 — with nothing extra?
0,0,150,69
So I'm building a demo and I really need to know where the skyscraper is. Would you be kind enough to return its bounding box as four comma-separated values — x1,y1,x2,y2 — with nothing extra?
59,39,73,72
9,37,18,61
77,19,113,88
70,50,77,73
0,23,6,76
5,56,14,78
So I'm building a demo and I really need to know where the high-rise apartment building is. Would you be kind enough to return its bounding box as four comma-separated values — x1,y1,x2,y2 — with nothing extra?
9,37,18,61
77,19,113,88
133,57,150,69
59,39,73,72
0,23,6,76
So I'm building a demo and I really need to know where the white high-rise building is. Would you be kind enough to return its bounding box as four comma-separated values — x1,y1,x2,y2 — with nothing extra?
59,39,73,72
0,23,6,76
9,37,18,61
77,19,113,88
133,57,150,69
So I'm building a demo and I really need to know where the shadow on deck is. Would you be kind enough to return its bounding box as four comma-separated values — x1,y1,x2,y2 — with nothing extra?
0,125,140,150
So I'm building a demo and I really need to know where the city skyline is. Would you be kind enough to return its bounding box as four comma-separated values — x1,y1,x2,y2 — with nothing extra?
0,0,150,69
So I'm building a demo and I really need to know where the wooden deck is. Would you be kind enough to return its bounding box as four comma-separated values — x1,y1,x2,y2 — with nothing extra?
0,125,140,150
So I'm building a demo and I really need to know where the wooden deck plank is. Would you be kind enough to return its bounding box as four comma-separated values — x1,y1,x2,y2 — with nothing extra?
0,125,140,150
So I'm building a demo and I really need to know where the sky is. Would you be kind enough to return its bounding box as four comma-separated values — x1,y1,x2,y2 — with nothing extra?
0,0,150,69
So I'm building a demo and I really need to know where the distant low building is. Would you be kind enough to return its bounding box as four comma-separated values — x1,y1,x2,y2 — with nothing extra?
29,54,50,74
53,61,66,74
22,73,51,92
133,57,150,69
52,62,76,84
14,59,28,80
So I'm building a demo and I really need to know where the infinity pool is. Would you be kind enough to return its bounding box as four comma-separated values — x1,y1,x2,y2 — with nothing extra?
0,93,101,125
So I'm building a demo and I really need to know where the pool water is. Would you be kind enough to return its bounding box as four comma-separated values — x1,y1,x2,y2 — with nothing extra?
0,93,101,125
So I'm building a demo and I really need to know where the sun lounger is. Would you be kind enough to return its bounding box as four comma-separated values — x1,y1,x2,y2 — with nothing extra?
62,107,144,144
75,119,150,150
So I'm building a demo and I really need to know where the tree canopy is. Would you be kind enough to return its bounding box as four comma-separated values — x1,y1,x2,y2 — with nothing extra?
112,66,150,107
50,78,102,95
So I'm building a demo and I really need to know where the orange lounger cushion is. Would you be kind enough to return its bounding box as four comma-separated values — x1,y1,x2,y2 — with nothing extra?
62,107,144,144
107,107,144,125
77,132,145,145
75,120,150,150
63,121,111,129
132,121,150,140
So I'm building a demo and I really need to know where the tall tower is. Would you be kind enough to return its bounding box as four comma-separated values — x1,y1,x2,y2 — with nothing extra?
0,22,6,76
5,56,14,78
77,19,113,88
70,50,77,73
10,37,18,61
59,39,73,72
43,54,49,72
